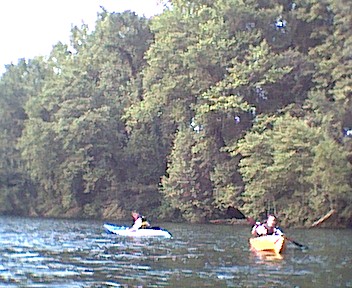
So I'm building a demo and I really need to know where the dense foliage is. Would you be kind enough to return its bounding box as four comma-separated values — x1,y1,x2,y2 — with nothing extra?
0,0,351,227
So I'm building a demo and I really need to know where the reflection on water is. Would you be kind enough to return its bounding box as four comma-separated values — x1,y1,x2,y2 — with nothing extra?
0,216,351,287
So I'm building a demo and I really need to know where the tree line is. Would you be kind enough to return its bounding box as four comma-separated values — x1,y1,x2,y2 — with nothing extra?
0,0,351,227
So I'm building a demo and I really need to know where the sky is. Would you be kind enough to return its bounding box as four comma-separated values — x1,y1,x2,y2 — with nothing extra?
0,0,164,75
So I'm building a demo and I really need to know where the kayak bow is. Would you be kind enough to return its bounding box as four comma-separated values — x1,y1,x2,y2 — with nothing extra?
249,235,287,254
103,223,172,238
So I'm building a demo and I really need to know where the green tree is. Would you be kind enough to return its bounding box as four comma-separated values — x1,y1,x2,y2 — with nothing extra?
135,0,317,220
308,138,352,225
0,58,49,215
235,110,351,227
18,11,153,218
235,115,320,226
161,127,214,222
304,0,352,225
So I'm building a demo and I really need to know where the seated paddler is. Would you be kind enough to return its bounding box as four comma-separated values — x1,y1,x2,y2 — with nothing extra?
129,212,150,231
251,214,284,237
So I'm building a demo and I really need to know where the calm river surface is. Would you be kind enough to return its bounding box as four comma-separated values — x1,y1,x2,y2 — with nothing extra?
0,216,351,287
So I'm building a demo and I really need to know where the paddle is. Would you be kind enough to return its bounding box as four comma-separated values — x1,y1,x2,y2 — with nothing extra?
285,237,308,250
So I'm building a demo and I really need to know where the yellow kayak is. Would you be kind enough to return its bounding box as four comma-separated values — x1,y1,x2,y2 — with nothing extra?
249,235,287,254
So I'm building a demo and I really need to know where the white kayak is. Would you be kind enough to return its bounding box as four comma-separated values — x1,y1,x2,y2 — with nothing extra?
103,223,172,238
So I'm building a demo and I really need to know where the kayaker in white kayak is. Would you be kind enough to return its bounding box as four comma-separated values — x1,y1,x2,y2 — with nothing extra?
129,212,150,231
251,215,284,237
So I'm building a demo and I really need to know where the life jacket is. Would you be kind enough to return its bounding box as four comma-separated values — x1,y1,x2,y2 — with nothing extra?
140,216,149,229
263,224,276,235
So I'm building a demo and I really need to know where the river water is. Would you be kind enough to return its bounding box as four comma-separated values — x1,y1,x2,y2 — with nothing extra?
0,216,351,287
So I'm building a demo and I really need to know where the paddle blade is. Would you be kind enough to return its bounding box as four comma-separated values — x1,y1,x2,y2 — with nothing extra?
287,238,308,250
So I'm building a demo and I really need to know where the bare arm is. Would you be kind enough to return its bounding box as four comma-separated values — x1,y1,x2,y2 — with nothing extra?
129,217,142,231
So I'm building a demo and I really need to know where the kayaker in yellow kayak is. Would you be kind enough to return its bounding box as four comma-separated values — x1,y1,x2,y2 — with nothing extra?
129,212,151,231
251,215,284,237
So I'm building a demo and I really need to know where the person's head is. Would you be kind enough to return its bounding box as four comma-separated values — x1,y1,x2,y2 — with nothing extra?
267,215,278,227
131,212,140,220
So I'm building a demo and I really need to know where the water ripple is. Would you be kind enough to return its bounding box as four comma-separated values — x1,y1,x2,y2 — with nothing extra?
0,217,351,287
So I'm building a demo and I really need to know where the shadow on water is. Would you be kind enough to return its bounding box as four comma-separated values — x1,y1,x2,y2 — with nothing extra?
0,216,351,287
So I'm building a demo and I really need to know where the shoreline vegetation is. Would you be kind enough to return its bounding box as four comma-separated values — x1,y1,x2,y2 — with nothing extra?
1,2,351,228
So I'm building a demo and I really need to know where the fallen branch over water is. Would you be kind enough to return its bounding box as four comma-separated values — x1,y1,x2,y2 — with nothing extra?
209,218,249,225
311,209,336,227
